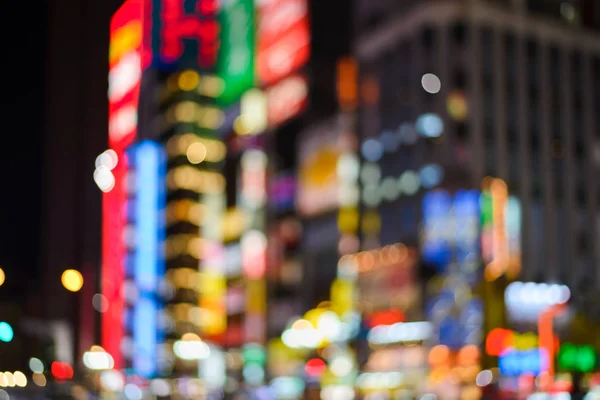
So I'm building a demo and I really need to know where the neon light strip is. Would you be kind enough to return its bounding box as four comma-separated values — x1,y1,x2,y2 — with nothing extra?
132,141,165,377
101,149,127,369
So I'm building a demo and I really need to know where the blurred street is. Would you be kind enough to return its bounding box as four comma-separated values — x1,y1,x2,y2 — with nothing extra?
1,0,600,399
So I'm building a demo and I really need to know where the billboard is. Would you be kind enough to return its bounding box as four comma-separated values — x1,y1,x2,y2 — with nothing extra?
297,120,352,216
217,0,255,105
109,0,143,150
130,141,166,378
256,0,310,86
147,0,220,71
355,245,419,314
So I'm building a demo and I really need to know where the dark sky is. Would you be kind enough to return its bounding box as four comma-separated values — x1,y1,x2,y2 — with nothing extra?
0,2,46,299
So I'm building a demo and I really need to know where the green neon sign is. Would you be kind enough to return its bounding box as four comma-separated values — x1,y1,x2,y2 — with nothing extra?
217,0,255,106
558,343,596,373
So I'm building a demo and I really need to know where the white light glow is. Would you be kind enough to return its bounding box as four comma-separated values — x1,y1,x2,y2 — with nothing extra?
94,165,116,193
95,150,118,170
124,383,143,400
150,379,171,397
100,370,125,392
367,321,433,345
13,371,26,388
240,89,268,134
173,340,211,360
316,312,342,341
476,370,493,387
281,327,324,349
337,154,360,183
357,372,404,390
422,73,441,94
83,350,115,370
321,384,355,400
109,105,138,141
330,356,353,377
109,52,141,102
505,281,571,322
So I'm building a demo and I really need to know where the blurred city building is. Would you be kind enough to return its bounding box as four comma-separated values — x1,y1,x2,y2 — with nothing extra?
354,0,600,314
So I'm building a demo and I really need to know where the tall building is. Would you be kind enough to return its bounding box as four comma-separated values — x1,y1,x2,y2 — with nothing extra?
354,0,600,315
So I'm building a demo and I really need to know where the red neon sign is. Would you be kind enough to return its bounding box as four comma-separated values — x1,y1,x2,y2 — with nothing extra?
267,74,308,127
367,309,406,329
103,0,143,367
109,0,143,150
101,151,127,369
257,0,310,86
159,0,220,69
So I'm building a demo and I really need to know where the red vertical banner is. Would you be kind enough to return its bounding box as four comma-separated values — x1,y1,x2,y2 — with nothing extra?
108,0,143,150
101,150,127,368
257,0,310,86
103,0,144,367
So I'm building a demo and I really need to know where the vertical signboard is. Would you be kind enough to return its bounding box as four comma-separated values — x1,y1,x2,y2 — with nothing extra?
217,0,256,106
421,190,453,270
240,150,268,344
108,0,143,150
148,0,220,71
103,0,144,366
256,0,310,86
453,189,481,283
101,152,127,369
131,141,166,378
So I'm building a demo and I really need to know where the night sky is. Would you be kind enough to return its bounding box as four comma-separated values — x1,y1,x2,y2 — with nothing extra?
0,2,46,300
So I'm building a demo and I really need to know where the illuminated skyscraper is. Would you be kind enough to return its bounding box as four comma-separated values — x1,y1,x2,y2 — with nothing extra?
354,0,600,315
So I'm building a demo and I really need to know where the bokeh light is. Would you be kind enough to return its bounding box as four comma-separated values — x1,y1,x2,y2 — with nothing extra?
416,113,444,138
13,371,26,388
186,142,207,164
61,269,84,292
361,139,384,162
28,358,44,374
447,91,468,121
422,73,441,94
32,373,46,387
0,323,13,343
92,293,109,313
0,269,5,287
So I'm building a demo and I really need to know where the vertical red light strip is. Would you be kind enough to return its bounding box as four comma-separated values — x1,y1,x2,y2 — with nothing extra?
538,303,567,390
101,152,127,369
103,0,143,368
256,0,310,86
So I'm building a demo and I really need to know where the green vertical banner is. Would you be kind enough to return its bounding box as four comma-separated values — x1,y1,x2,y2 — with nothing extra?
217,0,256,106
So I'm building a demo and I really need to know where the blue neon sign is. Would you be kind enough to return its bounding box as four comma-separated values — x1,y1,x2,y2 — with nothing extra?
499,349,549,377
131,140,166,378
422,190,453,269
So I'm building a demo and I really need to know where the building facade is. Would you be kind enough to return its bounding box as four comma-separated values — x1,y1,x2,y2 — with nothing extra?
354,0,600,315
